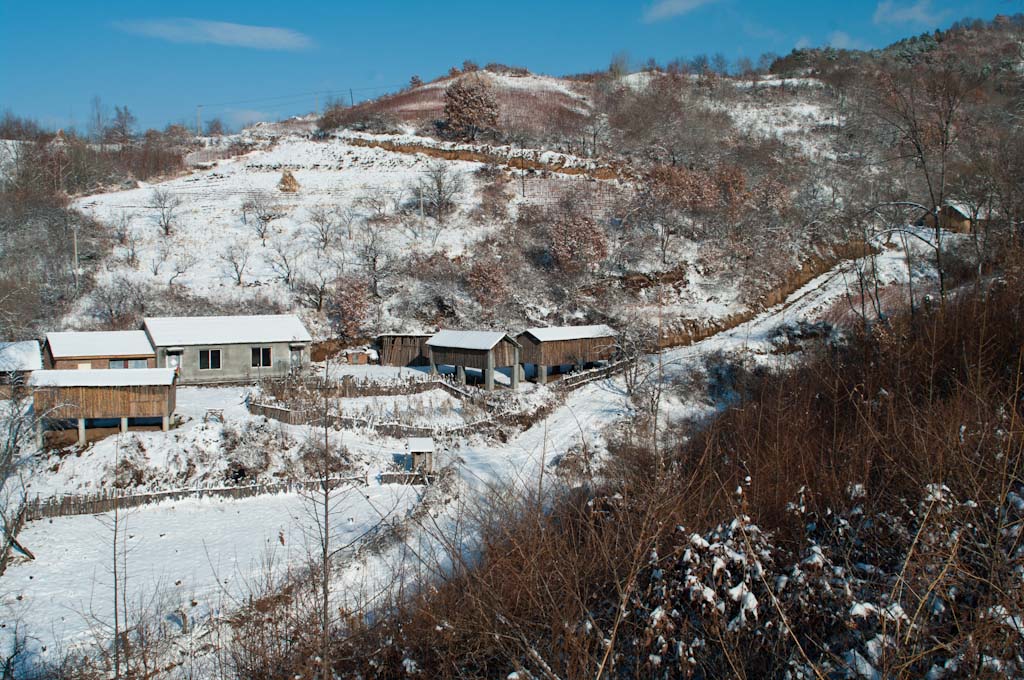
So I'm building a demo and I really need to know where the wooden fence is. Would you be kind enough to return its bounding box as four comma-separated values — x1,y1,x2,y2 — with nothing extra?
0,506,28,576
21,476,366,522
555,358,635,390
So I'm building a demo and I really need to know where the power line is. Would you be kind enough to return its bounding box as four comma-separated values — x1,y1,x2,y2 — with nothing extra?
198,84,408,109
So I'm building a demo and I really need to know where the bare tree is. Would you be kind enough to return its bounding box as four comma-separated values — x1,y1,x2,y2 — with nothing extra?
268,236,304,289
873,60,984,299
241,190,279,245
307,204,342,252
295,255,340,311
166,240,199,287
220,242,252,285
414,161,465,238
356,222,395,300
150,189,181,237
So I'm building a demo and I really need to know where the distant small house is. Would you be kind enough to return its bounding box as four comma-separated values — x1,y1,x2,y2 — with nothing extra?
426,330,521,391
517,325,617,384
143,315,312,385
43,331,156,370
0,341,43,394
919,202,993,234
32,368,177,446
377,333,432,367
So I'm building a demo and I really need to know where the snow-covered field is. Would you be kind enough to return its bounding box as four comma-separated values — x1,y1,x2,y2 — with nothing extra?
2,483,420,661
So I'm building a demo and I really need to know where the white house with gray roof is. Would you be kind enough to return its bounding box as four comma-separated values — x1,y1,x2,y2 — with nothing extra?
143,314,312,384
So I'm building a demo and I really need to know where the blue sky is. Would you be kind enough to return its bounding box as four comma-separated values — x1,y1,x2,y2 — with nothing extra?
0,0,1010,131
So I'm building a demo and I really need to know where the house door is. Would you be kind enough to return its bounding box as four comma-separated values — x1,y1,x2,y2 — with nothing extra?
290,348,302,371
167,354,181,370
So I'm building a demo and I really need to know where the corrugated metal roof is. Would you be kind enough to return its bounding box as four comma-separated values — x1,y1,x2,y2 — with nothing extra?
144,315,312,346
45,331,154,359
30,368,176,387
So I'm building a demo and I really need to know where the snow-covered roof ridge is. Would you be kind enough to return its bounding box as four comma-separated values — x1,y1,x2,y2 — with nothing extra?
0,341,42,372
30,368,177,388
426,330,515,351
45,331,154,359
143,315,312,347
521,325,617,342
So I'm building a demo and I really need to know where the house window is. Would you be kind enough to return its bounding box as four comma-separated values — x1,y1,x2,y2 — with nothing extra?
111,359,149,369
199,349,221,370
251,347,272,368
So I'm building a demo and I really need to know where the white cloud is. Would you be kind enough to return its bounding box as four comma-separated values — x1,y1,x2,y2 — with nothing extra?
828,30,868,50
642,0,721,23
794,36,813,49
873,1,949,27
114,18,314,50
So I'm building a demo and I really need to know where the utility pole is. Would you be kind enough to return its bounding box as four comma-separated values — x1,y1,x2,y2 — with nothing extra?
349,89,354,107
72,225,80,294
196,105,203,136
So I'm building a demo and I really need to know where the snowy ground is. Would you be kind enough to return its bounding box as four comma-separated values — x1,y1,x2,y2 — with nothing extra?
2,483,420,663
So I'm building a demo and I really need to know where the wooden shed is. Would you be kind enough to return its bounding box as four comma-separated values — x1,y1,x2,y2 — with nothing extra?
518,325,617,384
919,202,992,234
31,368,177,446
44,330,156,370
426,330,521,391
378,333,431,367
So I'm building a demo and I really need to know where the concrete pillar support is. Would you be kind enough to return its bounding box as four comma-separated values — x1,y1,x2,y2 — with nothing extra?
511,347,520,390
456,365,466,385
161,415,169,432
77,418,86,447
120,417,128,433
485,350,495,392
36,420,43,450
538,364,547,385
428,348,437,376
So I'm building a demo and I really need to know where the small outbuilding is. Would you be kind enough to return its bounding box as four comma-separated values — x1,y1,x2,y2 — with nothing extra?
377,333,432,367
143,315,312,385
517,325,617,384
31,368,177,446
0,341,43,395
407,437,435,473
919,202,993,234
43,331,156,370
426,330,521,391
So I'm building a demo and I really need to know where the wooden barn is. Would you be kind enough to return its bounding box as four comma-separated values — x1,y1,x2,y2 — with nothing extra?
31,368,177,446
0,341,42,396
919,202,992,234
378,333,432,367
518,325,617,384
44,330,156,370
426,330,521,391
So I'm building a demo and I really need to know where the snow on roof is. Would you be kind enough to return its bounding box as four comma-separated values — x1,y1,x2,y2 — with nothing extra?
521,325,617,343
426,330,510,351
407,437,435,453
0,341,42,372
30,368,176,388
45,331,154,359
143,315,312,347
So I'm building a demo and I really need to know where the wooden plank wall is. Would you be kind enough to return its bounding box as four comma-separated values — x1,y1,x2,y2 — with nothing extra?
34,384,175,419
430,339,518,369
519,336,616,366
379,335,430,366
